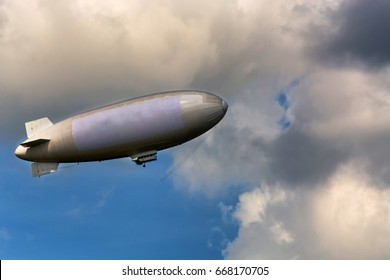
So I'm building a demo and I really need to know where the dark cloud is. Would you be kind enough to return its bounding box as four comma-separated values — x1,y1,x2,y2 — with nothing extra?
320,0,390,67
265,127,349,187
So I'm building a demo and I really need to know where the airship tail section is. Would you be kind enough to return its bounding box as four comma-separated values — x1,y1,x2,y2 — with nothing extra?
32,162,59,177
25,117,53,138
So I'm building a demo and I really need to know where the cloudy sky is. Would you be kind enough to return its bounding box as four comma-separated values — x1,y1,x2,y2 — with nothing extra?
1,0,390,259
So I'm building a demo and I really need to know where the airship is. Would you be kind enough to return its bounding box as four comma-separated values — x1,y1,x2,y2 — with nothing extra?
15,90,228,177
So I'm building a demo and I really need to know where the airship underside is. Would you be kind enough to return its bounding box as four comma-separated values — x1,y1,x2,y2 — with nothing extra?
15,90,228,177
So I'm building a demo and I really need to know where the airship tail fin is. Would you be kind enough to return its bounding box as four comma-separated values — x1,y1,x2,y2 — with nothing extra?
25,117,53,138
21,138,50,148
32,162,59,177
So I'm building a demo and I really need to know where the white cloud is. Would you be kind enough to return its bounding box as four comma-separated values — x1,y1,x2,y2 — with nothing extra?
234,187,288,227
224,185,296,259
270,222,294,245
225,162,390,259
310,162,390,259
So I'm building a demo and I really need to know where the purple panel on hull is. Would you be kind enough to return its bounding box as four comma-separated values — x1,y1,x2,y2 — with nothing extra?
72,96,184,151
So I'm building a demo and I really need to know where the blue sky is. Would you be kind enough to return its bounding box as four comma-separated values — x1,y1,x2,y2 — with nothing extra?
1,145,240,259
2,0,390,260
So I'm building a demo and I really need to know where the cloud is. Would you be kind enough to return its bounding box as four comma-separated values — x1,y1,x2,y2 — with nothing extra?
308,0,390,67
223,186,297,259
270,222,293,245
234,187,289,227
0,0,309,136
225,162,390,259
0,0,219,135
1,0,210,92
310,162,390,259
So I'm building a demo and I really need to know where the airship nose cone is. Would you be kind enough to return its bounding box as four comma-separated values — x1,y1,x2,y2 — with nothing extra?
202,95,228,126
15,145,27,160
221,99,228,113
